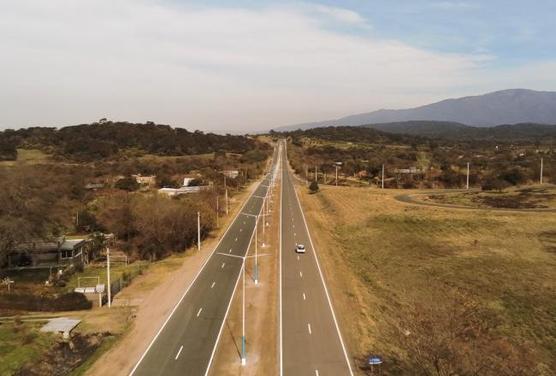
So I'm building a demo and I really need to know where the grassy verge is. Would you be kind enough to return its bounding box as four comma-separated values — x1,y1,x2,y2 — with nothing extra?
299,185,556,375
0,321,56,375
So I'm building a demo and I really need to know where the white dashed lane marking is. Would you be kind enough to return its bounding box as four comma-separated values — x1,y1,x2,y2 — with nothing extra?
175,345,183,360
196,308,203,317
303,293,306,300
211,281,216,289
307,323,312,335
299,271,303,278
221,262,226,269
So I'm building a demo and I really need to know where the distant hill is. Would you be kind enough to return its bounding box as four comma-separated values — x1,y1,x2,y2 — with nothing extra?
364,121,556,141
277,89,556,131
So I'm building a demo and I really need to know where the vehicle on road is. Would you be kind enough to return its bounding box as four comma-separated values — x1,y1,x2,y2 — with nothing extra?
295,244,306,253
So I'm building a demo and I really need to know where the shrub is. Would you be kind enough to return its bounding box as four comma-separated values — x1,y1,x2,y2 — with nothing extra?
309,181,319,193
115,176,139,191
482,177,510,192
0,292,92,311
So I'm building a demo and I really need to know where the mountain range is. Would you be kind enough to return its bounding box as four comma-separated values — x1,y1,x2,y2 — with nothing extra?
275,89,556,131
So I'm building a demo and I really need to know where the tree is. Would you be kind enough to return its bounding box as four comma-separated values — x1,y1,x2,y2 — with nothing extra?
309,181,319,193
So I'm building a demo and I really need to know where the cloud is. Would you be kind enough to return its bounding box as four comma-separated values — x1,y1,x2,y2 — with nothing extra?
430,1,480,10
0,1,552,132
312,4,367,25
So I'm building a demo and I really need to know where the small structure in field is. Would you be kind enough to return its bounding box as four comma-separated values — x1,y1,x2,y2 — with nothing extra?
133,174,156,187
222,170,240,179
40,317,81,339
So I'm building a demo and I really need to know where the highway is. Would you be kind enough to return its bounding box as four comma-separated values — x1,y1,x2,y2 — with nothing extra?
130,147,280,376
280,142,353,376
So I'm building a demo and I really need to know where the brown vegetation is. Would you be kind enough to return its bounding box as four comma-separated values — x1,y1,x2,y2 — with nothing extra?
298,185,556,375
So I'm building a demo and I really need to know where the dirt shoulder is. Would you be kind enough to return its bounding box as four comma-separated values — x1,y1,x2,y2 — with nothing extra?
85,182,259,376
209,174,280,376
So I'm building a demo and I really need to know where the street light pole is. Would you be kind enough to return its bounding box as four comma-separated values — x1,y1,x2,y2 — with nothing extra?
241,259,246,366
197,211,201,251
254,216,258,285
335,165,339,186
381,164,385,189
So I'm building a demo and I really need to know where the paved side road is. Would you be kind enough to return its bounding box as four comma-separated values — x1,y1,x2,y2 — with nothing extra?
280,141,353,376
130,148,279,376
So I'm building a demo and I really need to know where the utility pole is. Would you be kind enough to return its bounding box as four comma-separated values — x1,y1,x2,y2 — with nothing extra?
216,196,219,228
540,157,544,184
197,211,201,251
335,165,339,186
241,260,246,366
466,162,470,190
106,247,111,308
224,176,229,215
314,166,317,183
381,164,385,189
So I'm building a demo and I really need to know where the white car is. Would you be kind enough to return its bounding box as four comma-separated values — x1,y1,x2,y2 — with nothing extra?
295,244,306,254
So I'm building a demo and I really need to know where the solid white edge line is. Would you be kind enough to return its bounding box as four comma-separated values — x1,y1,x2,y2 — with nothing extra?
129,167,269,376
204,158,274,376
288,147,355,376
279,142,284,376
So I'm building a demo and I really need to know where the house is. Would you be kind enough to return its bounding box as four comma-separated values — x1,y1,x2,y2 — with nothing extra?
394,167,423,174
5,238,91,270
222,170,240,179
158,184,212,196
158,175,212,196
85,183,105,190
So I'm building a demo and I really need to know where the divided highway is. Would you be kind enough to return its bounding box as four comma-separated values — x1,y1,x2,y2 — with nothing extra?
130,148,279,376
280,142,353,376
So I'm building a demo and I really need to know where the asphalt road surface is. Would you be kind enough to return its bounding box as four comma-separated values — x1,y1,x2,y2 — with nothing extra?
131,148,279,376
280,142,353,376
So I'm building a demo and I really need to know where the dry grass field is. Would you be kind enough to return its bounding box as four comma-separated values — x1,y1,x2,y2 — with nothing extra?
422,185,556,209
298,185,556,375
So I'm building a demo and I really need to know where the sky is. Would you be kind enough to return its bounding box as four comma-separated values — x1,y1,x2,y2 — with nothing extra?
1,0,555,133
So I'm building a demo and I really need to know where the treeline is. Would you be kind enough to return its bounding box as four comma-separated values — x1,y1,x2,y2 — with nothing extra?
365,121,556,142
282,126,555,189
277,125,427,146
0,121,263,161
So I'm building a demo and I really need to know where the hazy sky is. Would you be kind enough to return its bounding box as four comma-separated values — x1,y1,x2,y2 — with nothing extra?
1,0,555,133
